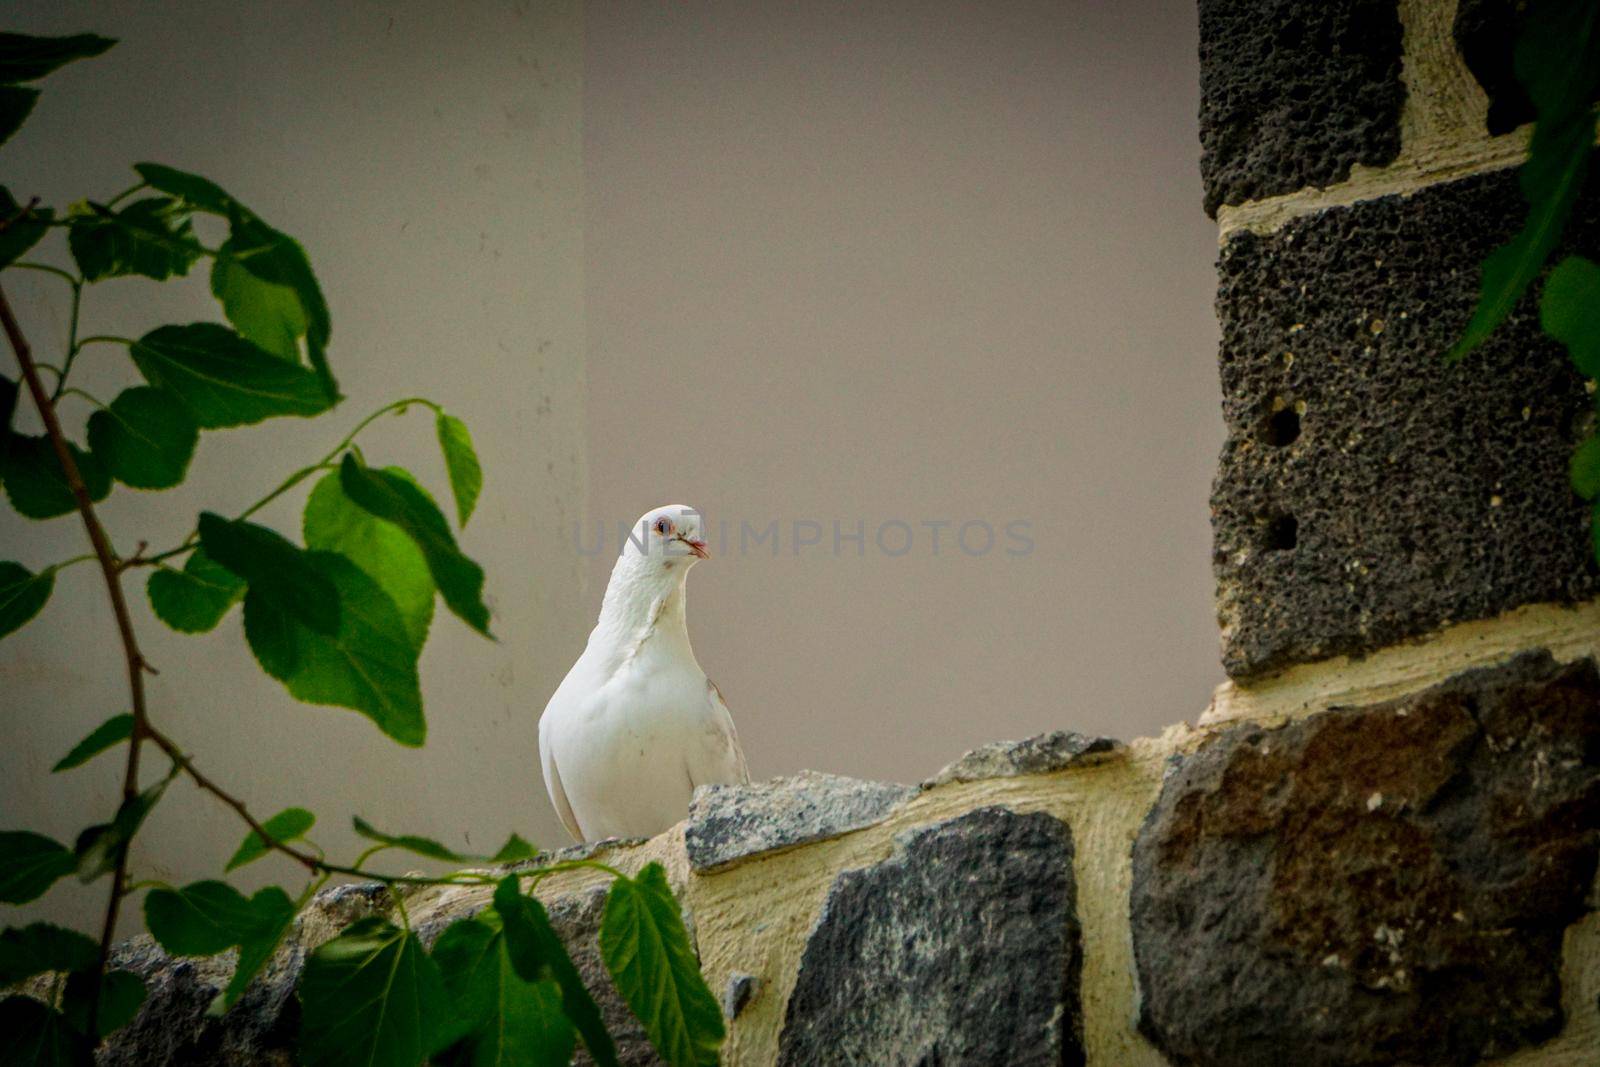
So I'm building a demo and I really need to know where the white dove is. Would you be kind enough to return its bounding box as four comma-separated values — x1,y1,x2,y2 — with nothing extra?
539,505,749,842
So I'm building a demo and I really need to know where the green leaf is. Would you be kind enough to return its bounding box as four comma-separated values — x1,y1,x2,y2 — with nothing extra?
68,197,202,282
433,914,576,1067
219,886,296,1010
0,831,75,904
0,32,116,82
129,164,338,400
491,833,538,863
62,968,146,1037
1515,0,1600,119
0,186,49,267
1572,435,1600,501
0,561,53,640
74,778,168,883
144,879,262,956
352,815,468,863
0,86,39,147
225,807,315,872
129,323,332,429
211,245,307,362
340,454,491,636
242,588,300,676
199,512,340,635
0,996,87,1067
1542,254,1600,378
147,547,245,633
0,923,98,984
1,434,110,519
134,163,239,216
226,215,336,401
298,917,451,1067
600,863,723,1067
86,385,198,489
1448,0,1600,363
1592,499,1600,565
246,552,424,746
143,881,294,1009
437,413,483,527
52,713,133,772
1447,119,1592,362
303,469,434,650
494,876,619,1067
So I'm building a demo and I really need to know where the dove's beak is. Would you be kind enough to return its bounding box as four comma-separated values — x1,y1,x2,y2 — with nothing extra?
681,537,710,559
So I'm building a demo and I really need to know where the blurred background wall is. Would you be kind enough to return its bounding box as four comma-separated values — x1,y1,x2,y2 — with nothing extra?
1,0,1219,933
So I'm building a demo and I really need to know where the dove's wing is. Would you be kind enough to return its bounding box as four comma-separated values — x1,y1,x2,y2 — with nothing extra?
697,678,750,786
539,714,585,842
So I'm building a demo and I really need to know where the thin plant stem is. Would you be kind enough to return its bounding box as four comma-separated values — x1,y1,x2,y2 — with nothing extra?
50,277,84,402
106,181,147,208
0,282,149,1038
142,724,495,888
58,386,106,410
137,397,442,567
9,261,77,286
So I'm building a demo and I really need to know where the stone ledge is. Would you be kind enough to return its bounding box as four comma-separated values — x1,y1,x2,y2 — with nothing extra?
64,654,1600,1066
1134,651,1600,1066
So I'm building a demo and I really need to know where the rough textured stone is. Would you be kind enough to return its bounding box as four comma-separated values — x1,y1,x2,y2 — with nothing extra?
1212,162,1600,679
778,807,1084,1067
1131,652,1600,1066
721,972,759,1021
685,770,915,872
89,880,396,1066
94,937,299,1067
1198,0,1404,217
922,730,1120,788
90,868,663,1066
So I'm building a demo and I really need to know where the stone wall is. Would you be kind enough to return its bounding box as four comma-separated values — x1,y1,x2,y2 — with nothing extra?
92,1,1600,1064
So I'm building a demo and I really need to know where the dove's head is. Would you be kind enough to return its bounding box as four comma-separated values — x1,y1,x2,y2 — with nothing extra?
627,504,710,567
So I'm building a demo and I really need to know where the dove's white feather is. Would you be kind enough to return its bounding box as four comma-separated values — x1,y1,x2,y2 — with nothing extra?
539,506,748,842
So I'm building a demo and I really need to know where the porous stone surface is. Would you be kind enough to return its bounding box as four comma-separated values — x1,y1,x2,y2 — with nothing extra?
684,770,915,872
1131,652,1600,1066
1212,161,1600,679
777,807,1084,1067
91,881,393,1066
1198,0,1404,217
922,730,1120,788
90,871,661,1066
94,937,299,1067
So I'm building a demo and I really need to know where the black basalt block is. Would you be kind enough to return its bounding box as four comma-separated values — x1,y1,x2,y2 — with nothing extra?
1131,652,1600,1066
1199,0,1405,217
1212,161,1600,680
777,807,1084,1067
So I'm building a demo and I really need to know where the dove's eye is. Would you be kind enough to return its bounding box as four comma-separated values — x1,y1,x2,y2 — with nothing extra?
653,518,673,535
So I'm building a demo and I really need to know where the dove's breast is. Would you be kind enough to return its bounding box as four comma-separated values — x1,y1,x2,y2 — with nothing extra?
540,641,743,841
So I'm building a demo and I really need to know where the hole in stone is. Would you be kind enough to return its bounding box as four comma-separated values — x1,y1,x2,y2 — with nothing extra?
1263,407,1301,447
1263,515,1298,552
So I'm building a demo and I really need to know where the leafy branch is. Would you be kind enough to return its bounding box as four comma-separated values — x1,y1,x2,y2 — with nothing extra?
0,29,723,1067
1448,0,1600,562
